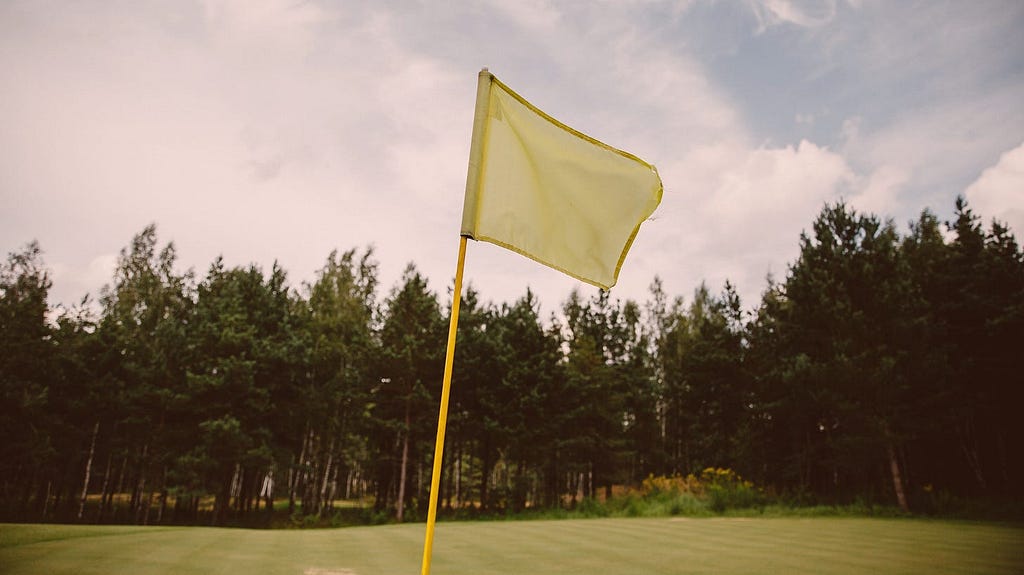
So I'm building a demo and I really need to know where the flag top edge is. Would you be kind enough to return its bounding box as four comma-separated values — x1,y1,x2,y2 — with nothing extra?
489,74,659,173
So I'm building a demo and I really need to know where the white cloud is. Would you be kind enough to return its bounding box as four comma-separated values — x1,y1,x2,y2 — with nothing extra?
200,0,333,55
49,253,118,306
838,84,1024,226
483,0,561,30
848,164,909,219
965,142,1024,236
749,0,838,31
643,139,853,306
795,113,815,125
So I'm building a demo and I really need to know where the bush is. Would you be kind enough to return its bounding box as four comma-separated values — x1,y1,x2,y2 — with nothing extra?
699,468,764,513
640,474,699,497
576,496,611,518
626,469,766,515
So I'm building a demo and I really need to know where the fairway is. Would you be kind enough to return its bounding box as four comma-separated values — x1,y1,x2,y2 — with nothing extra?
1,518,1022,575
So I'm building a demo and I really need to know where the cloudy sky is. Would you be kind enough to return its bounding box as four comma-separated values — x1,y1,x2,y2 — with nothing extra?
3,0,1023,317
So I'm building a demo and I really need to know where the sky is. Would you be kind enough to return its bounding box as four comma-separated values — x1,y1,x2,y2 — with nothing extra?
3,0,1023,318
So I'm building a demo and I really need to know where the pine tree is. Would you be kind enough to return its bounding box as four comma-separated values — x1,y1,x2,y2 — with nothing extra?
0,242,56,518
374,265,443,520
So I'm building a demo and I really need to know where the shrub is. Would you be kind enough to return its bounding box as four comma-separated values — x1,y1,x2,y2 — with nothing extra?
641,474,697,497
634,469,765,514
698,468,764,513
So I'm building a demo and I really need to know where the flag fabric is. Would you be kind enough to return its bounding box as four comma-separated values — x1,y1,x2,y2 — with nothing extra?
460,70,663,290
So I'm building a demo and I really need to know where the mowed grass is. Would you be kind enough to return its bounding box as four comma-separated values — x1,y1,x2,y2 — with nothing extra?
1,517,1022,575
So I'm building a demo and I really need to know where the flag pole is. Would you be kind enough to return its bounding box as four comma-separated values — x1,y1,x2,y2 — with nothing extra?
420,234,467,575
421,68,489,575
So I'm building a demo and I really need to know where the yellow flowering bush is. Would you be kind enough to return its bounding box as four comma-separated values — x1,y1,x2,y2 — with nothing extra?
640,473,700,496
637,468,760,511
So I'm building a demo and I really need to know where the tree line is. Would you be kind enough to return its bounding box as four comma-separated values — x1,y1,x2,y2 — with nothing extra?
1,198,1021,525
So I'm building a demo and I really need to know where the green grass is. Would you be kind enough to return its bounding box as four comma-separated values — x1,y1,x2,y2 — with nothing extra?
1,517,1022,575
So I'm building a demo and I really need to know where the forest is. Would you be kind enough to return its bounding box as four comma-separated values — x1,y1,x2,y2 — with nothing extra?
1,198,1021,526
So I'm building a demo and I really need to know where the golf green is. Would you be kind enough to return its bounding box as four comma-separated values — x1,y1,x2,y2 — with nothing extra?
1,517,1021,574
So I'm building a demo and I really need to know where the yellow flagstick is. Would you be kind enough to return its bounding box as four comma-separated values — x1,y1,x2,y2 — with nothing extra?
421,67,490,575
420,235,467,575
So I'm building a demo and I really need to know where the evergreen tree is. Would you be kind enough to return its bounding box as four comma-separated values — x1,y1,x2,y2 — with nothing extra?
488,289,563,510
561,289,636,500
940,198,1024,494
180,261,295,524
0,242,56,518
299,248,378,516
96,225,193,524
744,278,792,488
448,285,501,510
49,298,107,520
776,203,914,508
373,265,443,520
898,209,958,496
617,297,661,486
657,283,750,476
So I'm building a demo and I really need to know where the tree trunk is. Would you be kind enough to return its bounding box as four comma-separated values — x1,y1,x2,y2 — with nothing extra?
327,464,339,511
141,487,153,525
132,443,148,523
132,443,149,525
97,452,113,522
441,442,451,510
396,405,411,522
957,417,987,490
155,469,166,524
302,429,317,513
290,424,310,514
78,421,100,520
453,443,462,509
41,480,52,519
319,437,335,516
261,470,274,514
417,460,424,514
113,455,127,519
887,442,909,512
480,438,492,511
212,465,235,526
287,454,297,514
231,463,243,512
157,485,167,524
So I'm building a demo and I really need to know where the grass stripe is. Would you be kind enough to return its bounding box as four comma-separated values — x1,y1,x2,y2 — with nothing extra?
1,518,1021,575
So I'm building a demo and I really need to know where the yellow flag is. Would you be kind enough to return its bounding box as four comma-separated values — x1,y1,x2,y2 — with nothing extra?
461,69,663,290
